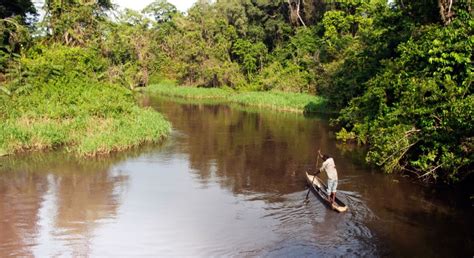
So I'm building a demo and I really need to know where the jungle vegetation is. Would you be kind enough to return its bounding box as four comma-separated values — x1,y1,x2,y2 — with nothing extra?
0,0,472,183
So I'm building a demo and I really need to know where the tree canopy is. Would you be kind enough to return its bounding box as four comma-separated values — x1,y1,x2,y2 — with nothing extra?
0,0,36,21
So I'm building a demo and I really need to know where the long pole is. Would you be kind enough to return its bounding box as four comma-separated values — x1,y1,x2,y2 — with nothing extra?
305,150,320,200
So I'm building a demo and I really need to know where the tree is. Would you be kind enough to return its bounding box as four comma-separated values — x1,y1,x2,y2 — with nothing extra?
394,0,472,25
336,16,473,182
0,0,37,22
142,0,178,23
0,0,36,73
437,0,473,25
101,9,158,89
288,0,306,27
232,38,267,77
43,0,113,45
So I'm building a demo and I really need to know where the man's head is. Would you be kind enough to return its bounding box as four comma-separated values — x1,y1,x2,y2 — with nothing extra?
320,153,330,161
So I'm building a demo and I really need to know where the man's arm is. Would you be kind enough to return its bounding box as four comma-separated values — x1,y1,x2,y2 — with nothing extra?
319,160,327,174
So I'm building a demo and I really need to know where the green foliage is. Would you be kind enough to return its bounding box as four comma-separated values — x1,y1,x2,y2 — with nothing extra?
43,0,112,45
365,124,418,174
0,37,171,157
147,81,233,99
338,19,473,182
0,109,171,156
229,90,327,113
0,0,37,21
336,127,357,143
24,44,106,81
257,27,319,93
392,0,441,24
12,80,134,118
76,107,171,156
1,0,472,184
147,82,327,113
2,44,108,99
0,16,32,71
232,39,267,77
142,0,178,23
1,79,171,156
254,61,312,92
101,9,159,89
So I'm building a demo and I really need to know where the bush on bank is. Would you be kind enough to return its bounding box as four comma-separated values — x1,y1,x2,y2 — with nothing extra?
0,46,171,156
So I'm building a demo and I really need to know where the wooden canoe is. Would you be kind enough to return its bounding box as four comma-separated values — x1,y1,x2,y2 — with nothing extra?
305,172,348,213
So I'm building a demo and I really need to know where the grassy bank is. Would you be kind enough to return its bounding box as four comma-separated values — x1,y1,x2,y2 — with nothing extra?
147,82,328,113
146,81,232,99
0,80,171,157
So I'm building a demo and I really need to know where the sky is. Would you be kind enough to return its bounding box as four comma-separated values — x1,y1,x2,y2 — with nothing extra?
113,0,197,12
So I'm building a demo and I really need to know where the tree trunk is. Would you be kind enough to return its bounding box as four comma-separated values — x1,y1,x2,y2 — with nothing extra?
438,0,455,25
288,0,306,27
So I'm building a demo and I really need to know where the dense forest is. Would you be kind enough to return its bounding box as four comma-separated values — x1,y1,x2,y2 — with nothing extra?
0,0,472,183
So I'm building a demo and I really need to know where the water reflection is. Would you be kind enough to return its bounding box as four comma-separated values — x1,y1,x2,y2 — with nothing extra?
150,97,333,195
148,96,474,257
1,97,472,256
147,97,380,255
0,171,47,257
0,152,130,257
51,169,127,256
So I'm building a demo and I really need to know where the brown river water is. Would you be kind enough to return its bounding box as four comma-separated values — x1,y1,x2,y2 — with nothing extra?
1,96,473,257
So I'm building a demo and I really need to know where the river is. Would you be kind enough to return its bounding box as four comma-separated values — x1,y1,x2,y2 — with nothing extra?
0,96,472,257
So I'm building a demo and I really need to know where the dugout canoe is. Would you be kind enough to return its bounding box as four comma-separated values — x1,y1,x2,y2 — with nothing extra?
305,172,348,213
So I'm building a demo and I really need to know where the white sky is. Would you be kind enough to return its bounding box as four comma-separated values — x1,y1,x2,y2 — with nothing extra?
113,0,197,12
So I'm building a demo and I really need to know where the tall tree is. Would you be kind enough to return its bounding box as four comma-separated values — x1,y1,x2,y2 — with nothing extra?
142,0,177,23
43,0,113,45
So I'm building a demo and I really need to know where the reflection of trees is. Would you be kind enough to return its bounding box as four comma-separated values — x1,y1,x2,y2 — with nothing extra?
0,152,129,256
0,145,157,173
155,100,332,195
53,169,127,256
0,172,47,257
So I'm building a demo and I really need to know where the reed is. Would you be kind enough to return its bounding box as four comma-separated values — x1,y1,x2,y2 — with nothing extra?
146,81,232,99
147,82,328,113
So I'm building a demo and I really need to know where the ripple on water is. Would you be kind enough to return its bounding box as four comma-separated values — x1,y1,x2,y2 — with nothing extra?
245,191,380,257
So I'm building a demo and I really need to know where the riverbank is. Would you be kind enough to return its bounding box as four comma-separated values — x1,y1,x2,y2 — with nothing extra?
0,80,171,157
146,82,328,114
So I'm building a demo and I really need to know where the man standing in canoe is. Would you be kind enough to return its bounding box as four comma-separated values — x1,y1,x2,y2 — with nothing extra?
318,151,338,205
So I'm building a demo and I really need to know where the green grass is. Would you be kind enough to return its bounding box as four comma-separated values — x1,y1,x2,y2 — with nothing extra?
147,82,328,113
229,91,327,113
146,80,232,99
0,109,171,157
76,108,171,156
1,80,171,157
